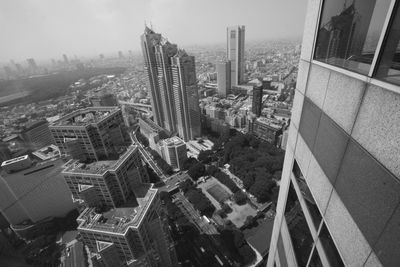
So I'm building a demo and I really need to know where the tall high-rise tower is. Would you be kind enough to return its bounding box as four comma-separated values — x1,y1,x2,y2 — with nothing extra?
141,27,201,140
227,25,245,86
267,0,400,266
154,41,178,133
141,27,164,128
216,60,231,97
171,50,201,141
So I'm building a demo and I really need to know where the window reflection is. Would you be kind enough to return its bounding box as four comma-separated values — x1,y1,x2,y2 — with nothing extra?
376,2,400,85
315,0,391,75
319,223,345,267
285,181,314,267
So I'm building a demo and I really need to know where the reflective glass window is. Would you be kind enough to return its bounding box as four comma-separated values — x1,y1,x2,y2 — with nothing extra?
376,2,400,85
314,0,391,75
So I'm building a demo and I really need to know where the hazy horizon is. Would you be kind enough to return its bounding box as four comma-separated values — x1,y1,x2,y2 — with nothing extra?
0,0,308,63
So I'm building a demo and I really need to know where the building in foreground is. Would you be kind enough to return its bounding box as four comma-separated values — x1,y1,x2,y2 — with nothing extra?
62,145,177,266
53,108,177,266
50,107,129,162
227,25,245,86
216,60,231,97
268,0,400,266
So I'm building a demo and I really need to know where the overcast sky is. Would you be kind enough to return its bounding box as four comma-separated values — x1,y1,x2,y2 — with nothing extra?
0,0,308,62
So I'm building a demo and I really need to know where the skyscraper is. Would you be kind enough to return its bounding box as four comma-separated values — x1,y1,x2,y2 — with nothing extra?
141,27,201,140
154,41,178,133
252,85,263,117
141,27,164,128
171,50,201,141
267,0,400,266
216,60,231,97
227,25,245,86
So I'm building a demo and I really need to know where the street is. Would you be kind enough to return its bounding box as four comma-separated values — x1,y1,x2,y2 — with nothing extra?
130,131,166,179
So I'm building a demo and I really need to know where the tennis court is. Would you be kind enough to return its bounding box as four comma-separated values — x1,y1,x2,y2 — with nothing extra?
206,184,230,203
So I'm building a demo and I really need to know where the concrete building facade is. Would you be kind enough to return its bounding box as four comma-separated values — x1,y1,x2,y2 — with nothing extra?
227,25,245,86
158,136,187,170
50,107,129,162
171,50,201,141
216,60,231,97
267,0,400,266
19,120,54,151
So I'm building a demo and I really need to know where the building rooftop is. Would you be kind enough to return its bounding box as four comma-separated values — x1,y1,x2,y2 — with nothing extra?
32,145,60,161
161,136,185,146
77,184,157,234
51,107,120,127
62,146,138,175
255,117,283,130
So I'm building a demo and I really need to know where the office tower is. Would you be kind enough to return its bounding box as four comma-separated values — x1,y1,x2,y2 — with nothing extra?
141,27,164,128
61,143,177,266
158,136,187,170
171,50,201,141
19,120,54,151
50,107,129,161
0,152,76,240
141,26,201,140
63,54,69,64
154,41,179,133
227,25,245,86
267,0,400,266
118,51,124,58
252,85,263,117
216,60,231,97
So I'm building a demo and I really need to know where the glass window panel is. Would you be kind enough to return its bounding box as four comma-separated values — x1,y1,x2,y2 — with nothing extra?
314,0,391,75
292,160,322,228
309,249,323,267
285,181,314,267
376,2,400,85
319,223,345,267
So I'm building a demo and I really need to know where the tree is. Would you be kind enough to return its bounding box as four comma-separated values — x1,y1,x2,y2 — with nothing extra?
206,165,219,176
233,191,247,205
214,171,240,193
179,179,195,193
198,150,213,164
182,157,199,170
188,162,206,181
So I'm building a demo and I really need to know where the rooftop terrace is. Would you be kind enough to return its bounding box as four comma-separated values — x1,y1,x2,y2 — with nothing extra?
77,184,157,234
51,107,119,127
62,145,137,175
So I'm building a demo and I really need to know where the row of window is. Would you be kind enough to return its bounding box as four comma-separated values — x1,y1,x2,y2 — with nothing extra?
280,160,344,267
315,0,400,86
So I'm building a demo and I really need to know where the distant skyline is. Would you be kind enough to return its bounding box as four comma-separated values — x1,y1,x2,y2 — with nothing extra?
0,0,308,62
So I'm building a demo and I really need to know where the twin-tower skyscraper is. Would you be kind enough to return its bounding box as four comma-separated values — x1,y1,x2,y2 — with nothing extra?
141,27,201,141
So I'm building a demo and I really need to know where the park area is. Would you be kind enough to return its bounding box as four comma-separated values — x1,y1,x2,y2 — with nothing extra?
198,177,258,228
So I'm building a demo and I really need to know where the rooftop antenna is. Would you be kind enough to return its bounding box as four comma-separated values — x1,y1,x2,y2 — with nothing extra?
150,21,153,30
